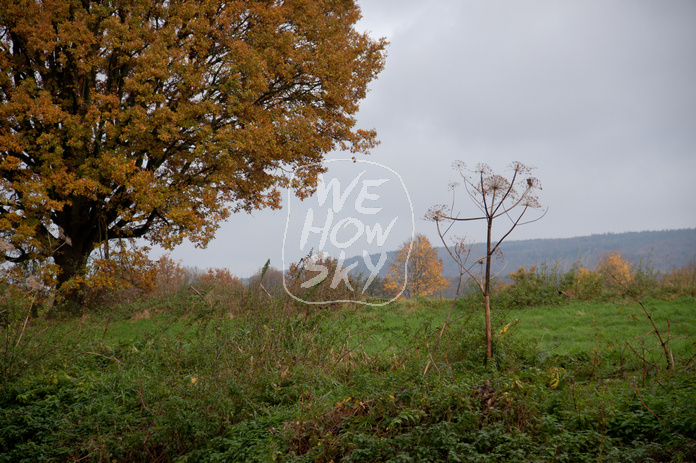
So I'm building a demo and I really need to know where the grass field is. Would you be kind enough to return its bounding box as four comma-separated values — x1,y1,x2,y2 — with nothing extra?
1,294,695,462
509,298,695,361
330,297,695,369
64,296,696,360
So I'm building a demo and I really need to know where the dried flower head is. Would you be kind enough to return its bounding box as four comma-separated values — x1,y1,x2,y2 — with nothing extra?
425,205,448,222
522,195,541,208
483,174,510,193
474,163,492,176
452,235,474,255
509,161,535,175
525,177,542,189
452,160,466,171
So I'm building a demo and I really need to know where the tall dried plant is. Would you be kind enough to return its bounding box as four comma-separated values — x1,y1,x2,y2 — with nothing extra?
426,161,546,360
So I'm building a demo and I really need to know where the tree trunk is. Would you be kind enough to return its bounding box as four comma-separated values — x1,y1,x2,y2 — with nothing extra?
52,240,91,311
484,292,492,359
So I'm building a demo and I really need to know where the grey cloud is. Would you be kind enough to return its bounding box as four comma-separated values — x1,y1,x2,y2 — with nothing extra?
162,0,696,274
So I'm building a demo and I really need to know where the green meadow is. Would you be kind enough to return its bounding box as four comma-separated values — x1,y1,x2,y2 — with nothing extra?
1,292,695,462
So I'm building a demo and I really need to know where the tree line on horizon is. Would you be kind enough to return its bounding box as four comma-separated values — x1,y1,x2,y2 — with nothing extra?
349,227,696,282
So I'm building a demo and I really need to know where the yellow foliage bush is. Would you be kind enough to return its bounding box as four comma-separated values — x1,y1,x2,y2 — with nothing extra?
596,252,632,292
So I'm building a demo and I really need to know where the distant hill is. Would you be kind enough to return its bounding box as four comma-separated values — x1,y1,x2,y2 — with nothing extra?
348,228,696,279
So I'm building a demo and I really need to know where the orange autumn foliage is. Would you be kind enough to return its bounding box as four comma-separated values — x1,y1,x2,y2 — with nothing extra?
0,0,387,303
384,234,449,299
198,268,243,292
596,251,632,291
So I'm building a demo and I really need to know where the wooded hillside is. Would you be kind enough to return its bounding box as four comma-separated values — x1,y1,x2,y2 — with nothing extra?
350,228,696,280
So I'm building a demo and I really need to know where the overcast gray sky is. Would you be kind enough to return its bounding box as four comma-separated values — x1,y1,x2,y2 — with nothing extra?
158,0,696,277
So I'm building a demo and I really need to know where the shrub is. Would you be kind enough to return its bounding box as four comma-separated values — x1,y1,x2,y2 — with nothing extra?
596,252,632,294
627,255,661,298
284,253,362,305
572,267,605,300
496,261,577,308
661,263,696,298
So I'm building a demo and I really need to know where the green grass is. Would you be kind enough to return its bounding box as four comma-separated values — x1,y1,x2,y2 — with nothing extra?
1,295,695,462
507,298,694,353
503,298,696,377
336,297,695,369
62,297,696,364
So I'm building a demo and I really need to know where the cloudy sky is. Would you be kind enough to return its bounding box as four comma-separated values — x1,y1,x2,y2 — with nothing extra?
159,0,696,277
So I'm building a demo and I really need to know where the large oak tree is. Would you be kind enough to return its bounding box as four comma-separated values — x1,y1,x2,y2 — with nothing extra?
0,0,386,301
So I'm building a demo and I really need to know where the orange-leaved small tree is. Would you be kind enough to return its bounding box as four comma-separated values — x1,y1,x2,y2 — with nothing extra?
384,234,449,299
596,252,632,293
427,162,545,360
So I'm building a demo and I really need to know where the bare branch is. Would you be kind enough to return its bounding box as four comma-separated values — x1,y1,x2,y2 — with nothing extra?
434,218,483,293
